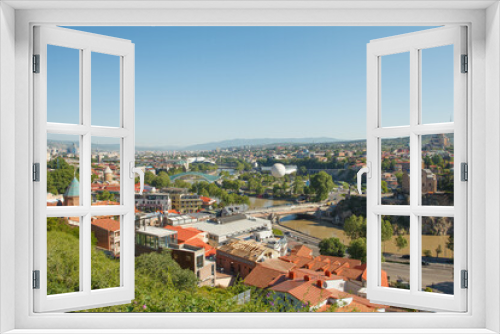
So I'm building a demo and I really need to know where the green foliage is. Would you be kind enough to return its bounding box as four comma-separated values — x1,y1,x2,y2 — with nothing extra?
47,231,81,294
152,171,171,189
144,171,156,185
319,237,346,257
347,238,366,263
174,179,191,189
272,228,284,237
97,190,116,202
423,249,432,258
381,219,393,243
381,180,389,194
395,235,408,254
446,235,454,252
47,157,78,195
344,215,366,240
309,171,334,202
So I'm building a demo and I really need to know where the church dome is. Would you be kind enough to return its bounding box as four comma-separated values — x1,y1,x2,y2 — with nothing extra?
64,177,80,197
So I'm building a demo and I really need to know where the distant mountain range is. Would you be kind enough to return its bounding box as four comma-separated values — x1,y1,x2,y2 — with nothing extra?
136,137,343,152
50,136,350,152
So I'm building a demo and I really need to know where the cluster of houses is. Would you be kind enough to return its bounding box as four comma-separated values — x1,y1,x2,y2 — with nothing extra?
241,245,389,312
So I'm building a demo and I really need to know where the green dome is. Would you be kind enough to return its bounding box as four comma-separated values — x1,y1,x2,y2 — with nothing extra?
64,177,80,197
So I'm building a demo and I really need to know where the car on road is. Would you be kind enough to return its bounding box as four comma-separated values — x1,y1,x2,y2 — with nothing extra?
422,261,430,266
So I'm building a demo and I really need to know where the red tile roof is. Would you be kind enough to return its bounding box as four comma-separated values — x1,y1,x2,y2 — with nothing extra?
183,238,216,257
271,280,332,307
291,245,313,257
260,259,296,273
94,200,120,206
91,218,120,232
244,265,285,289
164,225,204,244
357,264,389,288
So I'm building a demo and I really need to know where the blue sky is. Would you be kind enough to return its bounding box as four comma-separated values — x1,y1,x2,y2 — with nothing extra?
47,26,453,147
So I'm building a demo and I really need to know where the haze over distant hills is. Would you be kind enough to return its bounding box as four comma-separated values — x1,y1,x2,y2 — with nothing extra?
49,137,351,152
136,137,343,152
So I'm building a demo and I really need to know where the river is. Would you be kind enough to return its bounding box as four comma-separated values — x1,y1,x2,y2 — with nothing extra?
280,214,350,244
247,197,290,209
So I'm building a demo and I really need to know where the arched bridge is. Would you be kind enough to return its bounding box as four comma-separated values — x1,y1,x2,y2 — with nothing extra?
169,172,221,183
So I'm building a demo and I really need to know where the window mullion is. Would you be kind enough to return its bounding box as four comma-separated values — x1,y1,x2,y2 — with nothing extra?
81,47,92,295
409,47,420,294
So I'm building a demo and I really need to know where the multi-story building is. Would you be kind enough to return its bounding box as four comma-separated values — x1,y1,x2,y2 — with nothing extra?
135,225,178,255
135,193,171,213
170,244,216,287
91,218,121,258
216,239,279,279
163,188,202,214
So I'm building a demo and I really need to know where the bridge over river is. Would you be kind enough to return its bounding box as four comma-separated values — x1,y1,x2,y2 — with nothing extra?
247,203,324,218
169,172,221,183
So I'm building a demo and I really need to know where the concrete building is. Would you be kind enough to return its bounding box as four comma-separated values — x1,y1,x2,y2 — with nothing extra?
191,215,272,247
135,193,171,213
135,225,178,255
170,244,216,287
163,188,202,214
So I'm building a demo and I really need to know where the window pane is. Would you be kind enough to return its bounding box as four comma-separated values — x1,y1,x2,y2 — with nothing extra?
91,215,121,290
47,133,80,207
381,216,410,290
381,137,410,205
421,45,454,124
421,133,454,206
47,45,80,124
421,216,454,295
91,52,121,127
381,52,410,127
47,216,80,295
91,137,121,206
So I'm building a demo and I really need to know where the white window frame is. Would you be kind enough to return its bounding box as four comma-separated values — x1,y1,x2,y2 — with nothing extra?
365,26,467,312
0,1,498,333
33,25,136,312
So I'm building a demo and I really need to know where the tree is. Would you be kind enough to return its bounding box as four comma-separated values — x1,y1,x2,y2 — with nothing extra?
381,180,389,194
423,249,432,258
446,235,454,252
97,190,115,202
255,185,264,196
319,238,346,257
347,238,366,263
395,234,408,255
309,171,334,202
381,219,393,251
47,157,78,195
144,171,156,186
152,171,170,189
344,215,367,240
432,155,444,166
435,244,442,258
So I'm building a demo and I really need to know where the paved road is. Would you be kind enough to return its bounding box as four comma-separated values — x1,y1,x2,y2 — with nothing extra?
382,262,454,294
